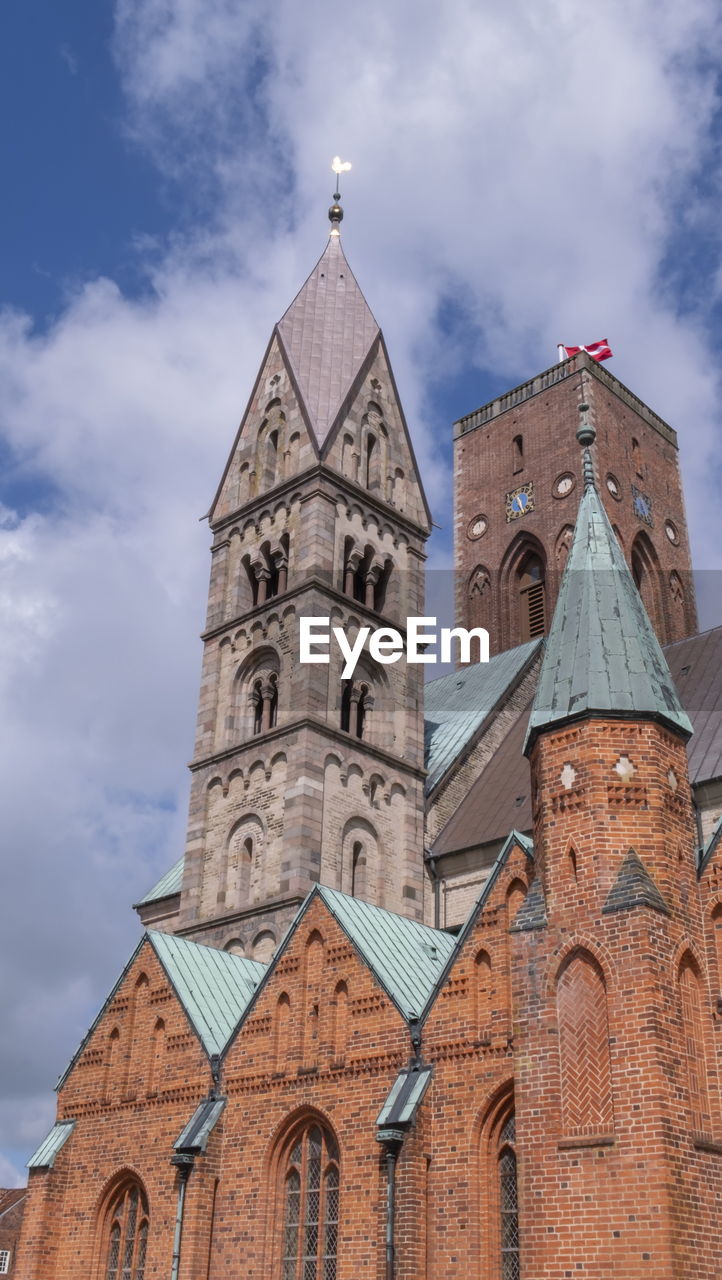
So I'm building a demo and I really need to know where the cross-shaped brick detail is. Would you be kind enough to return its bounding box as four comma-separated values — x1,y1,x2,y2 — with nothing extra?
560,763,576,791
614,755,635,783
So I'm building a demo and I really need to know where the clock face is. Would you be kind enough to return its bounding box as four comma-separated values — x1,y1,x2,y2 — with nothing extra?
468,514,488,540
632,485,653,527
554,472,575,499
506,483,535,522
606,474,621,500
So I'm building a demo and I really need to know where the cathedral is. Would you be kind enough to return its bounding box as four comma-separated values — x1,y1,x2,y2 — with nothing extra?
14,197,722,1280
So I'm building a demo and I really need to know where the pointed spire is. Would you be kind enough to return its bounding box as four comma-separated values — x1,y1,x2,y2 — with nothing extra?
276,236,379,451
524,411,693,754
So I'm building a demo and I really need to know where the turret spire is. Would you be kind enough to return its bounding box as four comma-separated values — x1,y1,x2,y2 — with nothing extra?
524,418,693,754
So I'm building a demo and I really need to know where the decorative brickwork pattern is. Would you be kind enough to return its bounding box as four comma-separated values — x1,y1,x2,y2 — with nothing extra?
556,951,613,1135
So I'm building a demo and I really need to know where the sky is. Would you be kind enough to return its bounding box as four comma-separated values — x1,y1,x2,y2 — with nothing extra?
2,0,722,1185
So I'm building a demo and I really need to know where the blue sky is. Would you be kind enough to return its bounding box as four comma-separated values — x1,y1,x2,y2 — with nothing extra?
1,0,722,1185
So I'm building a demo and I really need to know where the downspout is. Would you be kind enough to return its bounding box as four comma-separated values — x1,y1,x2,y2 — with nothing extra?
170,1152,194,1280
376,1127,405,1280
424,848,441,930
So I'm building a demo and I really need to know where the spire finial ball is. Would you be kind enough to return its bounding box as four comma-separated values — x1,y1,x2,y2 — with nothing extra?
576,402,596,448
328,202,344,225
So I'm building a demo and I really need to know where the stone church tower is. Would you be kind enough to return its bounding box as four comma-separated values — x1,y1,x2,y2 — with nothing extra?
455,353,698,653
175,204,432,958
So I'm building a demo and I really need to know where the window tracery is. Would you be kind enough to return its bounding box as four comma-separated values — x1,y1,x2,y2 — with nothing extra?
103,1182,149,1280
281,1123,339,1280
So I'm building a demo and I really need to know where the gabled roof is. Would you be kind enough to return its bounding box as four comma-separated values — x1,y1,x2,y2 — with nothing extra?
418,829,533,1027
277,233,380,449
431,704,533,855
525,482,693,753
57,931,266,1089
148,931,265,1058
316,886,456,1021
0,1188,27,1215
424,639,541,793
665,627,722,785
135,856,183,906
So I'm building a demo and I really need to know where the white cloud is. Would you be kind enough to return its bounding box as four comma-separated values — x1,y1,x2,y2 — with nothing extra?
2,0,722,1166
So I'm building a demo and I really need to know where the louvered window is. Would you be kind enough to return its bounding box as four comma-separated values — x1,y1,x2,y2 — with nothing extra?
282,1124,339,1280
518,555,546,641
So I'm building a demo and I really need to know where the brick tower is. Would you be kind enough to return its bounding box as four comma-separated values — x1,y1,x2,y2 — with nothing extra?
174,203,432,958
510,413,721,1277
454,352,697,654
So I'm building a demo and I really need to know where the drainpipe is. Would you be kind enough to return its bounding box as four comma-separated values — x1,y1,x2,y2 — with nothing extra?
376,1127,405,1280
424,848,441,930
170,1152,194,1280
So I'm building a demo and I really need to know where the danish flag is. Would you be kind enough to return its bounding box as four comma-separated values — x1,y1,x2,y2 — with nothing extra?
558,339,613,362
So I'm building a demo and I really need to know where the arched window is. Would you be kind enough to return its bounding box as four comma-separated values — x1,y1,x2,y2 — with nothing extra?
474,949,492,1037
632,435,642,477
498,1113,519,1279
512,435,524,474
351,841,366,899
281,1123,339,1280
630,531,665,641
365,433,378,490
254,930,276,963
342,433,356,480
146,1018,165,1097
275,993,291,1068
332,982,349,1064
252,678,264,735
340,682,371,738
711,904,722,992
263,428,279,489
557,951,613,1134
517,553,546,641
679,954,710,1134
103,1181,149,1280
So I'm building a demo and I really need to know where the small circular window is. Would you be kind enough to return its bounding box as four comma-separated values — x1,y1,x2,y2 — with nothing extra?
468,514,488,540
606,473,622,500
553,472,575,499
665,519,679,545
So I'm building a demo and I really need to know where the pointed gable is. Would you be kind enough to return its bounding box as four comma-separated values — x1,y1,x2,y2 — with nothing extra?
316,886,456,1021
57,932,266,1088
602,848,670,917
525,481,693,754
277,234,380,449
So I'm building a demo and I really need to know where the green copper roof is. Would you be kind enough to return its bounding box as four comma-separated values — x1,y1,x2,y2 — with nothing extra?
27,1119,75,1169
136,856,184,906
424,639,541,792
376,1064,433,1128
148,931,265,1058
57,932,266,1089
316,886,456,1021
525,483,693,753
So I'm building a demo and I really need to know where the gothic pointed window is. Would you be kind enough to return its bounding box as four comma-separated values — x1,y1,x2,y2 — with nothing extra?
498,1114,519,1280
518,554,545,641
103,1182,149,1280
281,1123,339,1280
